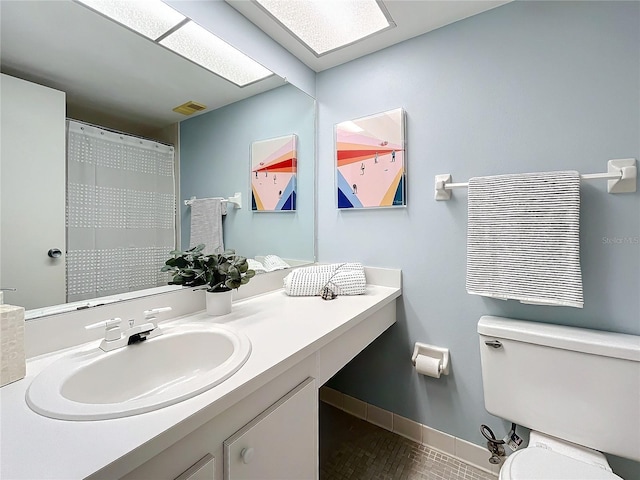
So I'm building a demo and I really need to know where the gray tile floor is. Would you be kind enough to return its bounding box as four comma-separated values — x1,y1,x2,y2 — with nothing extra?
320,402,496,480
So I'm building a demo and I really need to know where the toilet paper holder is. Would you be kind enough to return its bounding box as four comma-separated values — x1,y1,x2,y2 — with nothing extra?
412,342,450,376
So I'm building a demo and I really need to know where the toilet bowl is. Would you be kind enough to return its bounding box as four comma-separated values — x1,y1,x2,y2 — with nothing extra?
500,432,621,480
477,316,640,480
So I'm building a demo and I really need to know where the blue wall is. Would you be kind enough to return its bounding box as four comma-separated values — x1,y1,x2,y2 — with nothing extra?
317,1,639,477
180,83,315,261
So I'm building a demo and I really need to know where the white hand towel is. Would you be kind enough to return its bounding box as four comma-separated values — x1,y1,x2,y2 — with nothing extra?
189,198,224,255
263,255,290,271
283,263,366,296
466,171,583,308
247,259,267,275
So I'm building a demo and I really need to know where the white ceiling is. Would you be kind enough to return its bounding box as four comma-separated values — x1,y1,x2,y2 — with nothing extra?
227,0,511,72
0,1,510,132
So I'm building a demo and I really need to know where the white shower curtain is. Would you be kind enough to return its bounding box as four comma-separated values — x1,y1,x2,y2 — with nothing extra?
66,120,175,302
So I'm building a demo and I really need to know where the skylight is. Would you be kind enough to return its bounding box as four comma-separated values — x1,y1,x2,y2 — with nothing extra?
255,0,395,56
75,0,186,41
75,0,273,87
159,21,273,87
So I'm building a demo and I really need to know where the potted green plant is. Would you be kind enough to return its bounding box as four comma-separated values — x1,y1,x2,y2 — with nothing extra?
161,244,255,315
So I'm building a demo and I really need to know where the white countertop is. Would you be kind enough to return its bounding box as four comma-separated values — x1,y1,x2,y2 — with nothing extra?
0,285,400,480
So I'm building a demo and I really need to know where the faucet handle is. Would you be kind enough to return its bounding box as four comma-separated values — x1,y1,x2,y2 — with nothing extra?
143,307,172,325
85,317,123,341
143,307,172,319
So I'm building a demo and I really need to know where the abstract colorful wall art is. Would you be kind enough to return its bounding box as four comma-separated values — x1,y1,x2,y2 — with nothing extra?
335,108,406,209
251,134,297,211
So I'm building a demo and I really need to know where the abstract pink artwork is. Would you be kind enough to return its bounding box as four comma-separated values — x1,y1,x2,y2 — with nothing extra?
251,134,297,211
335,108,406,209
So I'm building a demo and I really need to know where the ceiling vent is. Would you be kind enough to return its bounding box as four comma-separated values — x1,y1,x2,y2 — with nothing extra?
173,101,207,116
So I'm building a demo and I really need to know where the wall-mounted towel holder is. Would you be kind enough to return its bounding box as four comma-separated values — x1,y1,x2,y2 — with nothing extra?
184,192,243,209
434,158,637,200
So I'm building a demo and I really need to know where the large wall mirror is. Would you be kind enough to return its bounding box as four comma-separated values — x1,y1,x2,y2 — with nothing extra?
0,0,316,317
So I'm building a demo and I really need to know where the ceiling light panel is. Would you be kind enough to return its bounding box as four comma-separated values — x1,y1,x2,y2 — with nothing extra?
255,0,394,56
75,0,186,40
159,21,273,87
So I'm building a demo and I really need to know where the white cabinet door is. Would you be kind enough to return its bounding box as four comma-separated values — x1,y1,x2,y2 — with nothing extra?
224,378,317,480
0,74,66,309
175,454,215,480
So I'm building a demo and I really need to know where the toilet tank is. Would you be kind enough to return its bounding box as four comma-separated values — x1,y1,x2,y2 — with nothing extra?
478,316,640,462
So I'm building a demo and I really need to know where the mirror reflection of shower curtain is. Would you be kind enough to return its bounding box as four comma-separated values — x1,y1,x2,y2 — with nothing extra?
66,120,175,303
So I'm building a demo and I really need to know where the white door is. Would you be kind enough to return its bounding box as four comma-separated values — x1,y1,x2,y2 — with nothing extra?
224,378,317,480
0,74,66,309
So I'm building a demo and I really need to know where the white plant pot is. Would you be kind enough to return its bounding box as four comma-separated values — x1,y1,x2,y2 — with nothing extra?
205,289,233,316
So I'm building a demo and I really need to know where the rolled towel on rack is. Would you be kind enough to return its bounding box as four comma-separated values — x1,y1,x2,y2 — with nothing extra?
283,263,366,296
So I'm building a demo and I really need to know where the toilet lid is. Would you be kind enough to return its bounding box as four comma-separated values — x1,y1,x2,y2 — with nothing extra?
500,448,622,480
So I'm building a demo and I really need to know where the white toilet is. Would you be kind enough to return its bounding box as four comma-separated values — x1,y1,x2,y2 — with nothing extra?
478,316,640,480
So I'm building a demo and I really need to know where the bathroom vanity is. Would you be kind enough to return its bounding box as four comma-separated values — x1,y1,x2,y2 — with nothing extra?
0,267,401,479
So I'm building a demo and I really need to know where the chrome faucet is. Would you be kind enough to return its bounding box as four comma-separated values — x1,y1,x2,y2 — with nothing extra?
85,307,172,352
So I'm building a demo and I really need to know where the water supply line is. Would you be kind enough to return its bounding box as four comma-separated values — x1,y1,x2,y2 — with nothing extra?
480,423,519,464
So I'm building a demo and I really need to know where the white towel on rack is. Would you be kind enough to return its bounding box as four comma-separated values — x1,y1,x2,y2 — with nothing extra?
466,171,583,308
189,198,224,255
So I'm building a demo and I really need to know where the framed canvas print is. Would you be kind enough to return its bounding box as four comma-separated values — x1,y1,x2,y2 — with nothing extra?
251,134,297,211
335,108,406,209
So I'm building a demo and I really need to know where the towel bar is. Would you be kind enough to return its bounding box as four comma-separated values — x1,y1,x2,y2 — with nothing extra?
434,158,637,200
184,192,242,209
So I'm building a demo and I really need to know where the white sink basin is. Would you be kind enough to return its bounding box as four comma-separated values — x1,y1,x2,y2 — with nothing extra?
26,323,251,420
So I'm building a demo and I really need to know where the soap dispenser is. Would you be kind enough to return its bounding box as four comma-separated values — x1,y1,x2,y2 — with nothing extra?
0,288,26,387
